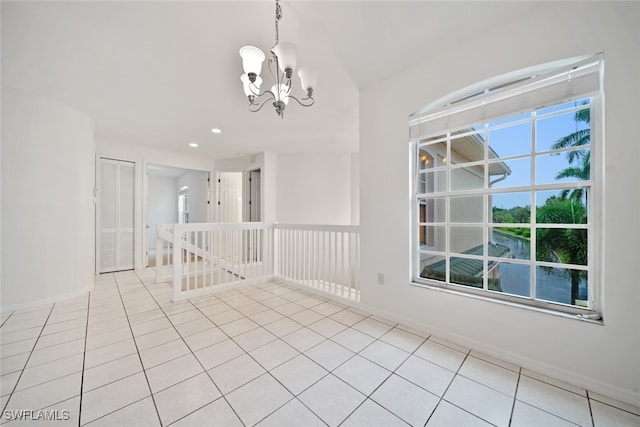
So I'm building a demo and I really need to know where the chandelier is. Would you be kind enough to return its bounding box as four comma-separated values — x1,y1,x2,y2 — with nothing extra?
239,0,317,118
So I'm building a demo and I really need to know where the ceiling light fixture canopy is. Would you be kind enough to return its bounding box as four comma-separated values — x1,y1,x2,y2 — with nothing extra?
239,0,316,118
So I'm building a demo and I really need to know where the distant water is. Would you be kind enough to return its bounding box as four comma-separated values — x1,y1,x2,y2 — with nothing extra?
492,231,587,305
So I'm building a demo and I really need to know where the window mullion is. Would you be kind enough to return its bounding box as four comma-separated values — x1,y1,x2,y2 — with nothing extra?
484,123,489,291
530,111,538,302
445,132,452,285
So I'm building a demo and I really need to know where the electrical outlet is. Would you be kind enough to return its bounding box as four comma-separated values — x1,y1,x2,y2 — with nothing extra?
377,273,385,285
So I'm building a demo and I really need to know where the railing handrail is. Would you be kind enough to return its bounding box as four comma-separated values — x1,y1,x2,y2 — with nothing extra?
274,223,359,233
172,221,268,232
159,222,359,233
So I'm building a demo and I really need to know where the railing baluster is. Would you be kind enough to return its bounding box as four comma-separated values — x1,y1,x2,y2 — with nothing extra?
194,230,199,290
172,224,181,301
286,229,291,280
322,231,327,293
303,229,308,285
311,230,316,289
217,228,222,286
208,230,213,288
343,231,347,295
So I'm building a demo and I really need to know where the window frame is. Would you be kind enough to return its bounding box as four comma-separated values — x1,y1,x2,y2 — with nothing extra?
409,56,604,320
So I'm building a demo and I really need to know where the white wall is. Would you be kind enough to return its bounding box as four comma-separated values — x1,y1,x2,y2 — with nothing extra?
350,153,360,225
276,153,353,225
147,175,178,251
359,2,640,406
1,89,95,310
177,170,209,223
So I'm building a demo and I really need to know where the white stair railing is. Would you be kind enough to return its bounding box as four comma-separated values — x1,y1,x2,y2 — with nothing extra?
273,224,360,302
155,222,359,303
155,224,174,282
156,222,272,301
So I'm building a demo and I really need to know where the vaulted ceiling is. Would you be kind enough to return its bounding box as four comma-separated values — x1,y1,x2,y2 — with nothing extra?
2,1,535,159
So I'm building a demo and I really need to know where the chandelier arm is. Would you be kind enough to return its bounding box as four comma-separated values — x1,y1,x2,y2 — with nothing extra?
248,87,276,103
267,54,284,102
287,95,315,108
248,94,277,112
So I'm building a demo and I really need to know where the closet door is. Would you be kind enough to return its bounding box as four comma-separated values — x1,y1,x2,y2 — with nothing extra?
98,158,135,273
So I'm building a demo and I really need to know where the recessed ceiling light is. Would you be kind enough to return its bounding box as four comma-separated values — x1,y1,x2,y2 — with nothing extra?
211,128,222,134
189,142,198,148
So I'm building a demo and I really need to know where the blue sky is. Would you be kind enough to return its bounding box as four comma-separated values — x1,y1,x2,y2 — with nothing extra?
481,99,590,209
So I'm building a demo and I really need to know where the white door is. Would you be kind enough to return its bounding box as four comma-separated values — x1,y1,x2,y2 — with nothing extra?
98,158,135,273
217,172,242,223
216,172,242,265
247,169,261,262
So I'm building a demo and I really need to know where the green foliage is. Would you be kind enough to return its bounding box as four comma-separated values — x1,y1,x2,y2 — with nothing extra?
492,205,531,224
535,197,588,304
489,102,591,305
552,104,591,202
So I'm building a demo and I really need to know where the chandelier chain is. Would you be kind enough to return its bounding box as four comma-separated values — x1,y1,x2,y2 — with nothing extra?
274,0,282,47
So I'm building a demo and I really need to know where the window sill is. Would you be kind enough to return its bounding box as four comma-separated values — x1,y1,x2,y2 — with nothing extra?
410,280,603,324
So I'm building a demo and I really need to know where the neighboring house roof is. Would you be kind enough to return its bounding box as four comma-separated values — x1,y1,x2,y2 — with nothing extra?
421,242,510,291
451,131,512,176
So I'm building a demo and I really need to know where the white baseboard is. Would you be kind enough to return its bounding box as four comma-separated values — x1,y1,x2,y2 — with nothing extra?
1,284,94,313
355,301,640,409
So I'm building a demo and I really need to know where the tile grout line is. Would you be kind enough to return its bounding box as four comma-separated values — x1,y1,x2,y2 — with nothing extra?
135,271,248,427
112,273,163,427
517,373,607,425
202,285,417,425
350,329,440,423
220,284,336,427
6,274,639,426
0,312,15,328
507,367,523,426
1,304,56,415
332,332,427,427
209,294,329,425
240,311,421,426
171,282,355,426
586,390,596,427
77,290,92,427
111,278,620,427
422,349,473,427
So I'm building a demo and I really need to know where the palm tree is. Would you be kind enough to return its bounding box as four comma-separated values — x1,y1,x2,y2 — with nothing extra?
552,103,591,202
536,197,588,305
556,151,590,201
552,107,590,157
537,104,591,305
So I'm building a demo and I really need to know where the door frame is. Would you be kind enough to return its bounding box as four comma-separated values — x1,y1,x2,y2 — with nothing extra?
142,160,213,268
95,156,136,274
244,166,262,222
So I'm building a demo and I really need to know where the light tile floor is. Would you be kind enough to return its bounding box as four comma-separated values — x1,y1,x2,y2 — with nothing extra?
1,269,639,426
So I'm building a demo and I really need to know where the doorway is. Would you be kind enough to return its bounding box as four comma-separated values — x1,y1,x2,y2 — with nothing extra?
146,164,211,267
247,169,261,222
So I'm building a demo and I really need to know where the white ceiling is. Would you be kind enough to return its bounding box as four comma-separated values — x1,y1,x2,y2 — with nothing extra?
2,1,535,159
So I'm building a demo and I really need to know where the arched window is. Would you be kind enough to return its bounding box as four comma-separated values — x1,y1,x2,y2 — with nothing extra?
410,54,603,319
